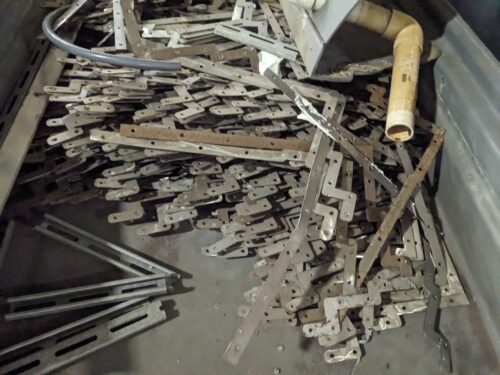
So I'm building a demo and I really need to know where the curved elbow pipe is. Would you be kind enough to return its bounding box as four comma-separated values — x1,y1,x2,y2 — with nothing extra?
348,1,424,142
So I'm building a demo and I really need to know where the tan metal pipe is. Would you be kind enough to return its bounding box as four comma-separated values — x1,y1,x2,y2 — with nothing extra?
347,0,424,142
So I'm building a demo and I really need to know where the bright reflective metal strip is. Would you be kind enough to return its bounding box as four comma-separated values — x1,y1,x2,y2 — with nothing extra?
263,69,398,196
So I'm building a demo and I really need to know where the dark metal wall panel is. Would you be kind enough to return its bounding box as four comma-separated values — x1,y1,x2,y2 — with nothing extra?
0,1,46,113
402,0,500,357
449,0,500,58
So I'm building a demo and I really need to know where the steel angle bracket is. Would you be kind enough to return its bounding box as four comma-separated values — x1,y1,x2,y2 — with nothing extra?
303,296,345,336
324,336,362,363
342,239,358,295
263,69,398,196
421,243,452,372
232,0,255,20
296,253,345,287
179,57,275,90
108,202,146,223
314,204,338,241
120,124,311,152
260,2,286,41
120,0,159,58
151,44,219,60
91,129,307,163
35,214,179,280
316,317,357,346
211,47,260,72
356,131,445,287
223,127,335,365
397,143,448,286
0,300,166,375
214,24,298,61
53,0,91,31
3,274,168,321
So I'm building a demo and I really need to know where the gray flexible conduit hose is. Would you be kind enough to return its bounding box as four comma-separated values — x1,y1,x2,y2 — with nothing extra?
42,7,181,71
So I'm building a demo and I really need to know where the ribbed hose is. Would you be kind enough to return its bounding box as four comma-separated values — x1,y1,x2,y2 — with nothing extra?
42,7,181,71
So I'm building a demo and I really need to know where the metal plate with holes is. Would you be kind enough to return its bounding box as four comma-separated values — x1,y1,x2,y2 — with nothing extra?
4,275,168,321
36,214,179,279
0,300,167,375
214,24,298,61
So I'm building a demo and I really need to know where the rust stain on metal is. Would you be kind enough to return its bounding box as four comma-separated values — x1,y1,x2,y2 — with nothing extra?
120,124,311,152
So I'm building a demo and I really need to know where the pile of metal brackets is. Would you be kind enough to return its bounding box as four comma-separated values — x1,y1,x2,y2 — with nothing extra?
9,0,467,371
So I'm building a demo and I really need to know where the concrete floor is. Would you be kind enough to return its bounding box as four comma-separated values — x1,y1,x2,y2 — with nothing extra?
0,199,498,375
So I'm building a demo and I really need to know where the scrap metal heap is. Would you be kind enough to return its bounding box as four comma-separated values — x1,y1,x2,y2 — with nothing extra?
8,0,467,371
